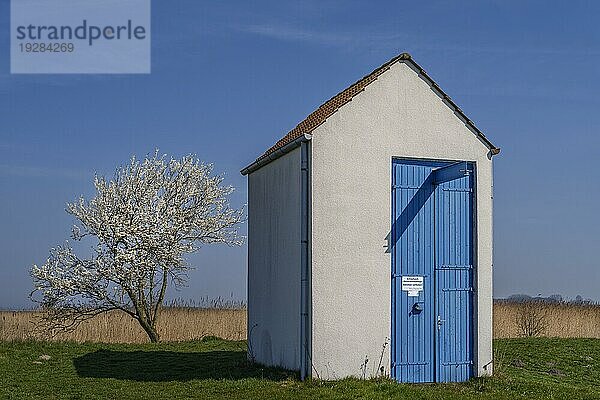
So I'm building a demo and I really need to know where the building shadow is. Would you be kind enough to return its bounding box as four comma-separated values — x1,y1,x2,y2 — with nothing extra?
386,173,435,251
73,349,296,382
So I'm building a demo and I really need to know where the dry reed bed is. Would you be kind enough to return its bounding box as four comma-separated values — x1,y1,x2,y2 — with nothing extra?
3,302,600,342
0,308,246,343
494,302,600,339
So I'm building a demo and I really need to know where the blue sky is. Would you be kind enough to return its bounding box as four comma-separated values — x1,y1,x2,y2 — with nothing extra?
1,1,600,308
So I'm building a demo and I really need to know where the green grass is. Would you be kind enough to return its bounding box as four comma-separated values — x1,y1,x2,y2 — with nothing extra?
1,337,600,399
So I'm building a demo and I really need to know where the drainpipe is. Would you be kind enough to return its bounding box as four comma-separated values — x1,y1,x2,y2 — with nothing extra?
300,138,311,381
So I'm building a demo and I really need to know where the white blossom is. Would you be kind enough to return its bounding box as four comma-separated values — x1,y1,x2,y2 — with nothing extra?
30,151,245,341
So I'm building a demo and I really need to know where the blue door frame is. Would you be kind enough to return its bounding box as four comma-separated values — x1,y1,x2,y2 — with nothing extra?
391,158,474,383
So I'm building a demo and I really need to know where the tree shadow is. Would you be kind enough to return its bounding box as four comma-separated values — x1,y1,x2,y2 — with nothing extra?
73,349,296,382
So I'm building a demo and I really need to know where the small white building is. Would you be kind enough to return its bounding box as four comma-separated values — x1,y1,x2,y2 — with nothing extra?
241,53,499,383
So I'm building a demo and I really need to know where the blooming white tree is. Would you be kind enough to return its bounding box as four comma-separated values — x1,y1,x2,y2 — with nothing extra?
31,151,244,342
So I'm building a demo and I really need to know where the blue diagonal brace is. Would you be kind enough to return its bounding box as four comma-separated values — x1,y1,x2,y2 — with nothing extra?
432,161,471,185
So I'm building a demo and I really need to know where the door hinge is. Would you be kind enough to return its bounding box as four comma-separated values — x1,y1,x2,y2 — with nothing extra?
392,273,429,278
391,361,429,367
392,184,421,190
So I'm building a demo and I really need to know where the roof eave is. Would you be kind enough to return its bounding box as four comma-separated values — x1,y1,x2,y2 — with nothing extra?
240,133,312,175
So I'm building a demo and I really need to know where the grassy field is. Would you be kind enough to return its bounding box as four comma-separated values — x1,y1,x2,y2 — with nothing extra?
1,337,599,399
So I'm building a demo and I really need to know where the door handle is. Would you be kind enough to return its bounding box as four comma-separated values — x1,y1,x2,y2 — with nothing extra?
437,315,445,330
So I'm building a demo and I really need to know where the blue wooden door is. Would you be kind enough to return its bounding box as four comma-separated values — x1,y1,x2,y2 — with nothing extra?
434,167,474,382
391,160,438,383
391,159,474,383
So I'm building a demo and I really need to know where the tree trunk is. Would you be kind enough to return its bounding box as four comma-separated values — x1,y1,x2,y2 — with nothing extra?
138,317,160,343
144,325,160,343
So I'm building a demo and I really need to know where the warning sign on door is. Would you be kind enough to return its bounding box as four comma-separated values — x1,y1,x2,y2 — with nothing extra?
402,276,424,297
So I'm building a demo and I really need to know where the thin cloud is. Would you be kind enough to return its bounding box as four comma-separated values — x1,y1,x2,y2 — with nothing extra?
237,23,407,50
240,24,354,46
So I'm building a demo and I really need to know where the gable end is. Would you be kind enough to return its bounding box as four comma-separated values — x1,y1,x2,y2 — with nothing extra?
241,53,499,175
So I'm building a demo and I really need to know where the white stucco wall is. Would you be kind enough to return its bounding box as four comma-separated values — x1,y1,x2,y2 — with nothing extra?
247,147,302,370
310,61,494,379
